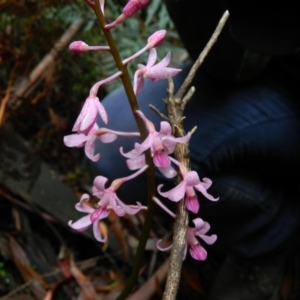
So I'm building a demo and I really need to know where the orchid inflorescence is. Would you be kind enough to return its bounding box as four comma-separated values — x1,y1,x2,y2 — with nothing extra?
64,0,218,261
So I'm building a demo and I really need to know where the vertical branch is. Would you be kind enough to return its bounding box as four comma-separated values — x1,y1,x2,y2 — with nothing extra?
162,11,229,299
91,2,156,299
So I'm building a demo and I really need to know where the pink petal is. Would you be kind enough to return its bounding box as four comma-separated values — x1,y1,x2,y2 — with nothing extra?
92,176,108,197
95,98,108,124
201,177,213,189
157,165,177,178
68,215,92,230
84,135,99,162
159,121,172,136
133,70,145,95
162,132,191,154
126,155,146,170
193,218,210,234
109,194,126,217
90,207,109,222
73,96,98,132
189,244,207,261
136,110,156,133
157,180,187,202
145,67,182,81
93,219,108,243
75,194,94,213
198,234,217,245
192,218,205,229
194,183,219,201
156,239,173,252
185,194,200,214
63,133,87,147
192,219,217,244
151,52,171,69
185,171,201,187
146,48,158,67
153,151,170,168
120,134,153,158
125,202,143,215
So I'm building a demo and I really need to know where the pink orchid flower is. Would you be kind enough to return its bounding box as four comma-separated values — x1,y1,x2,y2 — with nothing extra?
133,48,182,95
92,165,148,217
120,110,190,178
68,193,110,243
72,72,122,134
153,197,217,260
157,159,219,213
72,95,107,133
69,167,148,243
64,124,140,162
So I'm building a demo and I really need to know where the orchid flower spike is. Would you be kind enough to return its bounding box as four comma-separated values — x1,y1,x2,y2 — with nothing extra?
121,110,190,178
133,48,181,95
64,124,140,162
153,197,217,260
68,193,110,243
106,0,151,29
92,165,148,216
69,41,110,53
158,159,219,213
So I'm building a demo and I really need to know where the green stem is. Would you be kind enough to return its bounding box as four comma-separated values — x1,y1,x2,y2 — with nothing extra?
92,2,156,299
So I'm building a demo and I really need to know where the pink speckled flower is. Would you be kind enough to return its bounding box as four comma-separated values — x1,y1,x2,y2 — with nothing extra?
69,166,148,243
121,110,190,178
72,96,107,133
153,197,217,261
68,193,110,243
92,165,148,216
64,124,140,162
157,160,218,213
72,72,122,134
133,48,181,95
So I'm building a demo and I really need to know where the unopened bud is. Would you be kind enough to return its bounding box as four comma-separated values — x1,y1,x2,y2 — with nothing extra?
147,30,167,48
69,41,90,53
106,0,151,29
123,0,150,17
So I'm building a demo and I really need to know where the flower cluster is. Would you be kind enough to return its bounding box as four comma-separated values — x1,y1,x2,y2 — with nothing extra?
69,166,148,242
65,0,218,261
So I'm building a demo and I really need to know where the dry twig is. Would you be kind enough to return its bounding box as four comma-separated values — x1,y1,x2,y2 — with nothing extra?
162,10,229,300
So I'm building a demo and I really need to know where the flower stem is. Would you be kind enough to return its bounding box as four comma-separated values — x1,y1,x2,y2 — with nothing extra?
92,2,156,299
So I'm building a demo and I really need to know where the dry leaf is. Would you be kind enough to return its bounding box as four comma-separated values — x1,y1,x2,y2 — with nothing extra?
108,211,129,261
8,235,47,299
70,259,97,300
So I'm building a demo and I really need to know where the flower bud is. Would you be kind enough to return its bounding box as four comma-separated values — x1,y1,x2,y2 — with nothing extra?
147,30,167,48
123,0,151,17
69,41,90,53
